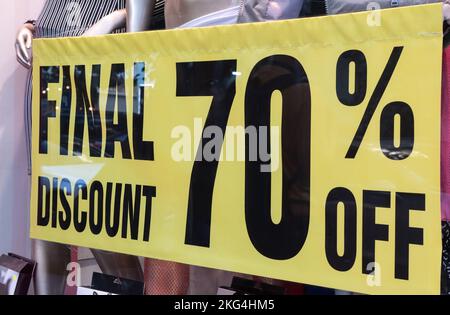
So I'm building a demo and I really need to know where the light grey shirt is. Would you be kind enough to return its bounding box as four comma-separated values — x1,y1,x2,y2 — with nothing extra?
324,0,441,15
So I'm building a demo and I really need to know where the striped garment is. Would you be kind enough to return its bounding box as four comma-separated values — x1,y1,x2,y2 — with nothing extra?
24,0,165,174
34,0,125,38
34,0,165,38
153,0,166,29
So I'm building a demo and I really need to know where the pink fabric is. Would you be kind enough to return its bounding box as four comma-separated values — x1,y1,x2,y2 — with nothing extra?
442,46,450,221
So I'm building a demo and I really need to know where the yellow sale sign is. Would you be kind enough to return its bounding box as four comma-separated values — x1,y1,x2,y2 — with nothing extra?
31,4,443,294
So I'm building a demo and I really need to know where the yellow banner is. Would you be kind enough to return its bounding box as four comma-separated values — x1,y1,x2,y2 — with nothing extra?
31,4,443,294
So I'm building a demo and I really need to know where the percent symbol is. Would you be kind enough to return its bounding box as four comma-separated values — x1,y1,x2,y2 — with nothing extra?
336,46,415,160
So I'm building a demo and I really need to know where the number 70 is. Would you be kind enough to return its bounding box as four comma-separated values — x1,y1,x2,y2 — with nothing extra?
176,55,311,260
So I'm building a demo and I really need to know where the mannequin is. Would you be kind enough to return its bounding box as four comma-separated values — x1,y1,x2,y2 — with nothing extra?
15,0,144,295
